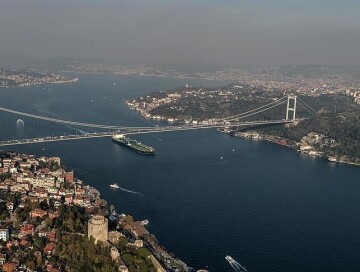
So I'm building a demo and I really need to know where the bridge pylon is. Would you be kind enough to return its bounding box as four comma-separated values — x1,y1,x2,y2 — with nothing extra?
286,95,297,121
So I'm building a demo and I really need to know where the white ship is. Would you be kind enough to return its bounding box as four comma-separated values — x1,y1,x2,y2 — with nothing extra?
110,183,120,189
225,255,248,272
141,219,149,225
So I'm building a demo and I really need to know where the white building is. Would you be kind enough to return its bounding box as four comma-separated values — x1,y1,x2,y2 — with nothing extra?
31,177,56,189
0,228,9,241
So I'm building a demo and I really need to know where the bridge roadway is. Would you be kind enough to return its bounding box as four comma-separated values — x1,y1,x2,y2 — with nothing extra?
0,119,298,147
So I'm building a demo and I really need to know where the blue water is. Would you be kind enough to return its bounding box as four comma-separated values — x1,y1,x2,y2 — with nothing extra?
1,75,360,272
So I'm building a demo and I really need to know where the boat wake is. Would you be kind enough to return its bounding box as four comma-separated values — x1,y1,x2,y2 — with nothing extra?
119,187,142,195
226,256,248,272
152,135,163,142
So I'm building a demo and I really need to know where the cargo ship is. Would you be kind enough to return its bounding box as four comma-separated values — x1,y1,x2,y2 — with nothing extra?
112,134,155,155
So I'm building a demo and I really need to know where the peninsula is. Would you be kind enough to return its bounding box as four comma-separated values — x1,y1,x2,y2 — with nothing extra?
0,69,78,88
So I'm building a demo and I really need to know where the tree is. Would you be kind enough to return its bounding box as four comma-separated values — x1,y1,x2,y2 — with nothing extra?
55,235,118,272
138,247,151,259
39,199,49,210
0,202,9,220
26,260,36,270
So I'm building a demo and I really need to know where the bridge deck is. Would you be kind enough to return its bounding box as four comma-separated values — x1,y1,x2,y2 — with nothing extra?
0,119,297,147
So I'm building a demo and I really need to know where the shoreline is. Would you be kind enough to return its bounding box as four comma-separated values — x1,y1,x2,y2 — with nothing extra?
124,98,360,169
0,151,193,272
223,130,360,168
0,78,79,88
66,167,191,271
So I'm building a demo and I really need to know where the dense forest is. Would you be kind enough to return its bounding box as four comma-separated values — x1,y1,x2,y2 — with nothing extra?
55,235,118,272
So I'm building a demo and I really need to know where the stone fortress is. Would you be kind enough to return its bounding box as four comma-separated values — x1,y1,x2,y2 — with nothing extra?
87,215,108,243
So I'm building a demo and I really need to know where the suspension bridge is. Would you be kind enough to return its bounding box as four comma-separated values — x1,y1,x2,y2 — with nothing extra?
0,95,317,147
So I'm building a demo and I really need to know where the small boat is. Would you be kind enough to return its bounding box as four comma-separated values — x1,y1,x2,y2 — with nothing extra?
220,156,224,160
141,219,149,225
232,149,235,152
110,183,120,189
225,255,248,272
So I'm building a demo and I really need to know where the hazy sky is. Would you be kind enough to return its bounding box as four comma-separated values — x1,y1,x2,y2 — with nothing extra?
1,0,360,68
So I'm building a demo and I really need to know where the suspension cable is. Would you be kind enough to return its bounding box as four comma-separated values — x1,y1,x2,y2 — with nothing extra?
225,100,287,122
221,96,287,121
297,100,318,117
296,97,318,116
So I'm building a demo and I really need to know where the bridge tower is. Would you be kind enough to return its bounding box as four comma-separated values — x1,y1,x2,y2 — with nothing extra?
286,95,297,121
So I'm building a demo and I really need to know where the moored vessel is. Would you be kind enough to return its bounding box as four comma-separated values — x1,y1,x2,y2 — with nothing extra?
141,219,149,225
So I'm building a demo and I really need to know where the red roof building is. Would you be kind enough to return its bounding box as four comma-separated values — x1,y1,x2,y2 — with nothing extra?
65,194,73,204
65,171,74,183
48,210,59,219
20,224,34,236
2,262,17,272
30,208,48,219
43,243,55,255
47,230,57,242
46,264,62,272
19,239,31,248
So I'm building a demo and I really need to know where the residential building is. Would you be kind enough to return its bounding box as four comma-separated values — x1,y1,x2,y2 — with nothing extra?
0,229,9,241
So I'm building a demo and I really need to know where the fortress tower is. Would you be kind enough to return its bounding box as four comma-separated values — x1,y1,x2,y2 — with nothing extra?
88,215,108,243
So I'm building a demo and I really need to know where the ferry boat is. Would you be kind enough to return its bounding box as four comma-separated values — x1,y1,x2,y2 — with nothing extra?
110,183,120,189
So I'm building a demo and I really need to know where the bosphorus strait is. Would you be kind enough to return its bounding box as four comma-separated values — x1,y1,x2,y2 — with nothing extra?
1,74,360,271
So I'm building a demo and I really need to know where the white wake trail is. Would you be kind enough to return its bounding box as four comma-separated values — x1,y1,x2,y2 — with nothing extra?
119,187,142,195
